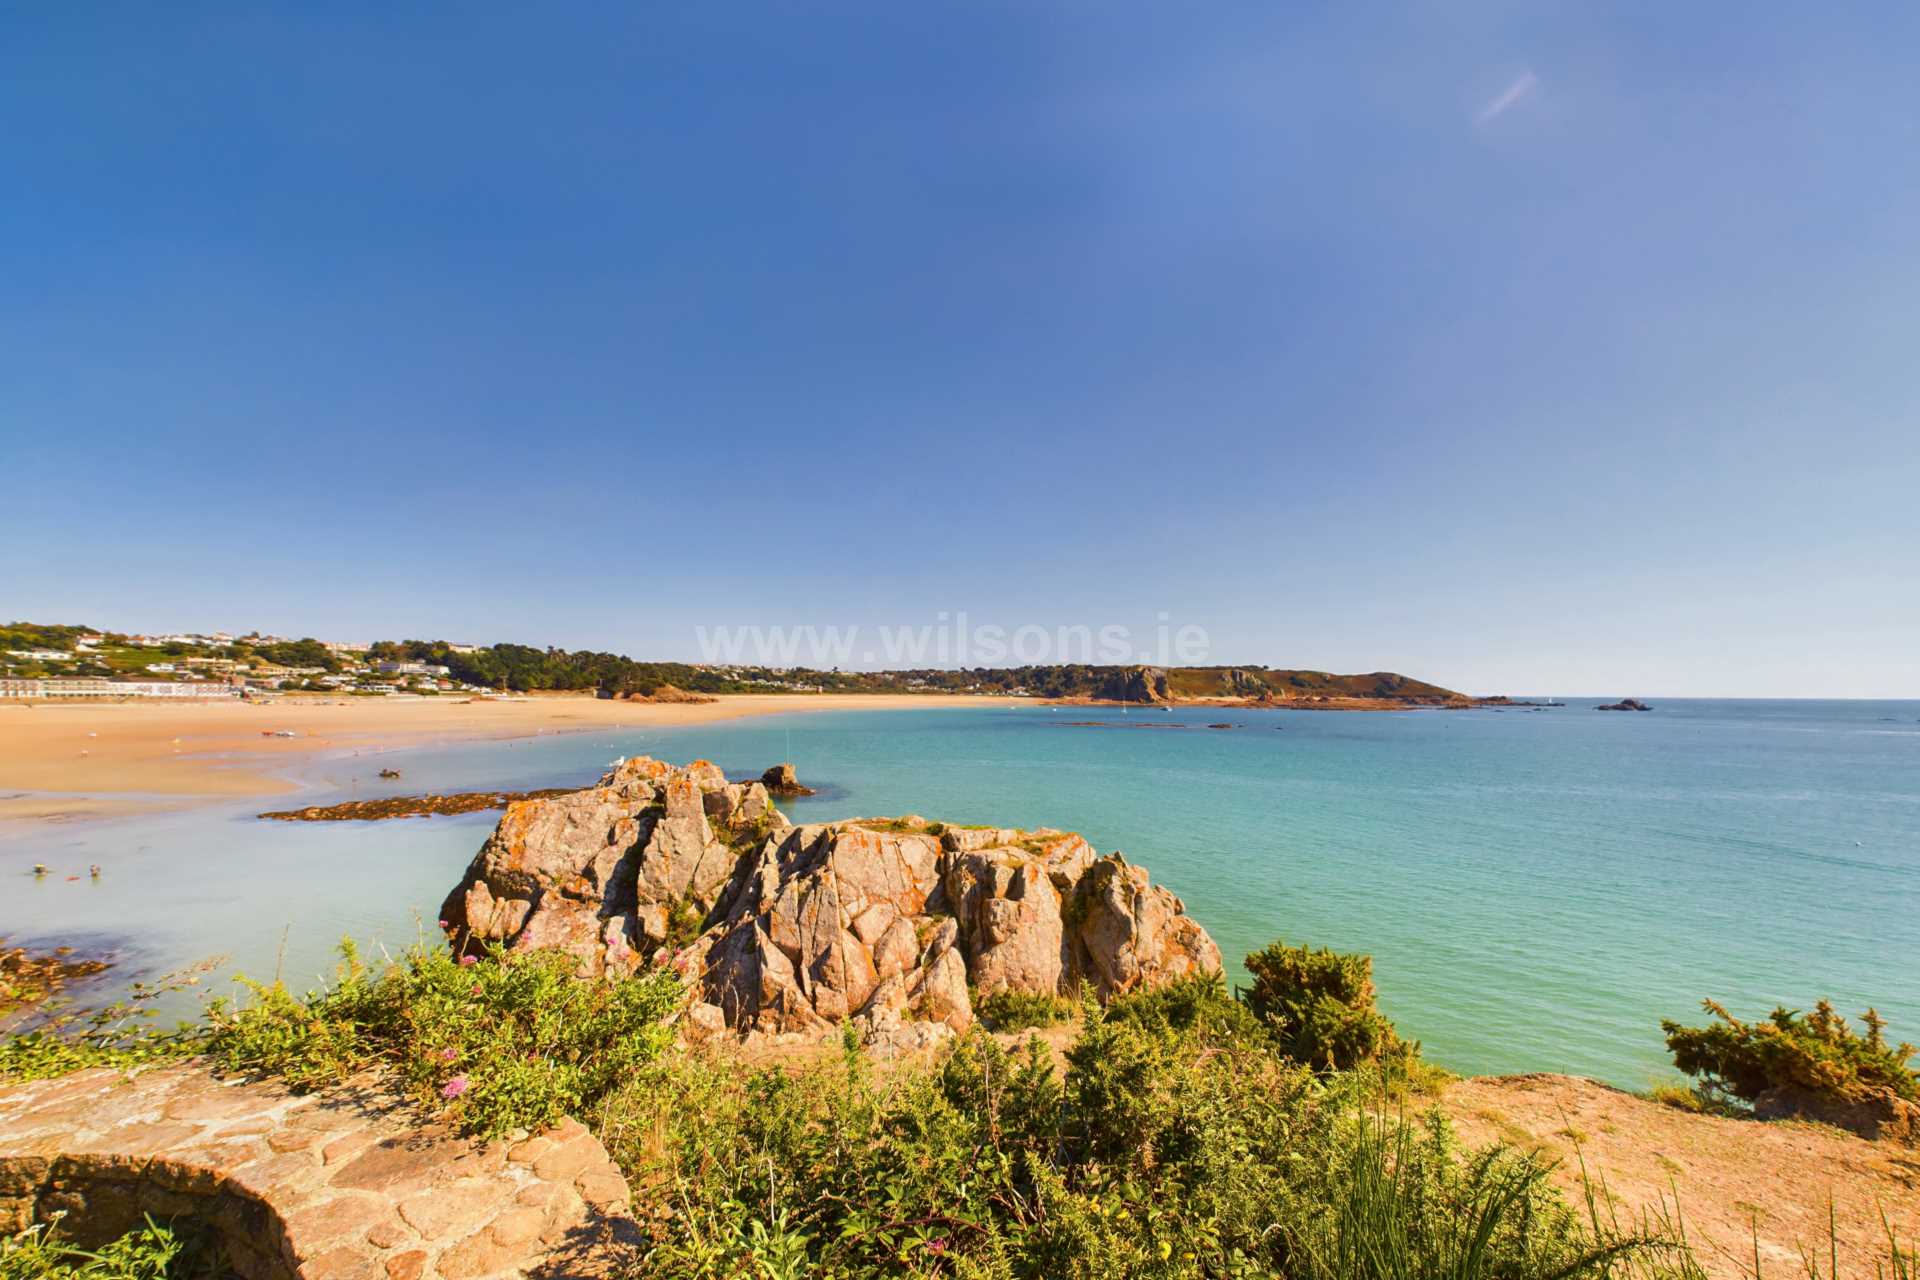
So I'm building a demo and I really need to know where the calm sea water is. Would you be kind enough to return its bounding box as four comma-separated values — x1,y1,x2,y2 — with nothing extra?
4,699,1916,1086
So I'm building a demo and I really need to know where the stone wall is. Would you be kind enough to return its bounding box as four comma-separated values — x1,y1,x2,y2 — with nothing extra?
0,1065,633,1280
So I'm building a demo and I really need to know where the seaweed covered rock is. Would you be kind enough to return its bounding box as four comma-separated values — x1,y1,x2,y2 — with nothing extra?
440,760,1223,1048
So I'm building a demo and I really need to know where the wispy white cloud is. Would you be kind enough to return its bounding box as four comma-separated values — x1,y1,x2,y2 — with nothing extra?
1477,70,1539,124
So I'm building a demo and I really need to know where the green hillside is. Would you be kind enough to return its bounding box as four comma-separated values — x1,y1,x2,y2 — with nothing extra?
3,621,1473,703
1161,666,1468,702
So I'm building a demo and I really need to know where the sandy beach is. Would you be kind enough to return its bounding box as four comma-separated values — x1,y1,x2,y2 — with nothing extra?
0,693,989,823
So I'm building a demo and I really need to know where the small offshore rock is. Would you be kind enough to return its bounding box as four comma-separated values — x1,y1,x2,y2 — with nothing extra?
759,763,815,797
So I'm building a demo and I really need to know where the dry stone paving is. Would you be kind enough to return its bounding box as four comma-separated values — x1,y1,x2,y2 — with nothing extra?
0,1064,634,1279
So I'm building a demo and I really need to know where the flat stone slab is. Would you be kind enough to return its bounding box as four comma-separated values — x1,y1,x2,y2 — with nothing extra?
0,1064,634,1279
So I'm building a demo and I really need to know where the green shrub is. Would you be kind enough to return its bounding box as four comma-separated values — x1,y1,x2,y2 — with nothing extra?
1107,971,1263,1041
1661,998,1918,1108
1647,1082,1706,1114
1,1216,217,1280
0,967,210,1084
203,940,681,1138
1645,1082,1742,1119
973,987,1074,1032
1240,939,1414,1071
603,985,1667,1280
661,899,707,951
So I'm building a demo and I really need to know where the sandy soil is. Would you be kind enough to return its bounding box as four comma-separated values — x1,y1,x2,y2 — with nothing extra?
1443,1074,1919,1278
0,693,991,822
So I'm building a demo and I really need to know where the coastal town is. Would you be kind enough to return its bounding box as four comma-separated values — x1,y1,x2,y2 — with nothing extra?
2,620,1499,707
0,628,489,701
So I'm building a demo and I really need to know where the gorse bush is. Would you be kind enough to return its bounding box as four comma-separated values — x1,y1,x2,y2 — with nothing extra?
973,987,1076,1032
203,940,680,1138
1108,971,1265,1042
1662,998,1919,1108
1241,939,1415,1072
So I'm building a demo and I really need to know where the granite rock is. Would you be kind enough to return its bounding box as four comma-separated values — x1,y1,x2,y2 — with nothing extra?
442,760,1222,1043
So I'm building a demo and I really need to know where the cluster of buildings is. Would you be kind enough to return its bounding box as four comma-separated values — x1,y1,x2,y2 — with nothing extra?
1,627,490,701
698,664,828,693
289,660,469,697
0,678,240,700
702,671,829,690
118,631,239,648
6,648,77,662
375,660,452,677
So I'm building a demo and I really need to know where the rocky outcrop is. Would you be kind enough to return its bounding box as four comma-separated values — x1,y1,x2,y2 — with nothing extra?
680,818,1218,1048
1098,666,1172,704
759,763,815,797
623,683,716,704
1223,668,1270,695
1,941,109,1012
440,759,1223,1051
439,757,780,979
1596,699,1652,711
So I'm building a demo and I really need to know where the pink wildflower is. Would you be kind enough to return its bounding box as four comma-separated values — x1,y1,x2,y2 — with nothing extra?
439,1047,457,1062
459,954,477,967
441,1075,469,1099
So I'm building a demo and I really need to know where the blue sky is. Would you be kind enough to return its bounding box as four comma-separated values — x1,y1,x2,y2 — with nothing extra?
3,3,1917,696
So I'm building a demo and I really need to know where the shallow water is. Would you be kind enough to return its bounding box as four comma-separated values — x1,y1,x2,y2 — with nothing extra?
4,698,1916,1086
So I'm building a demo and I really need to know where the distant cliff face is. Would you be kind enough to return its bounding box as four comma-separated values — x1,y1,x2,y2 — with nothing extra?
1095,666,1173,703
440,758,1222,1051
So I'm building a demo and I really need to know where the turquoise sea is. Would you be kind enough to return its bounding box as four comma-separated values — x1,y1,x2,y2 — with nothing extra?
4,698,1916,1086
